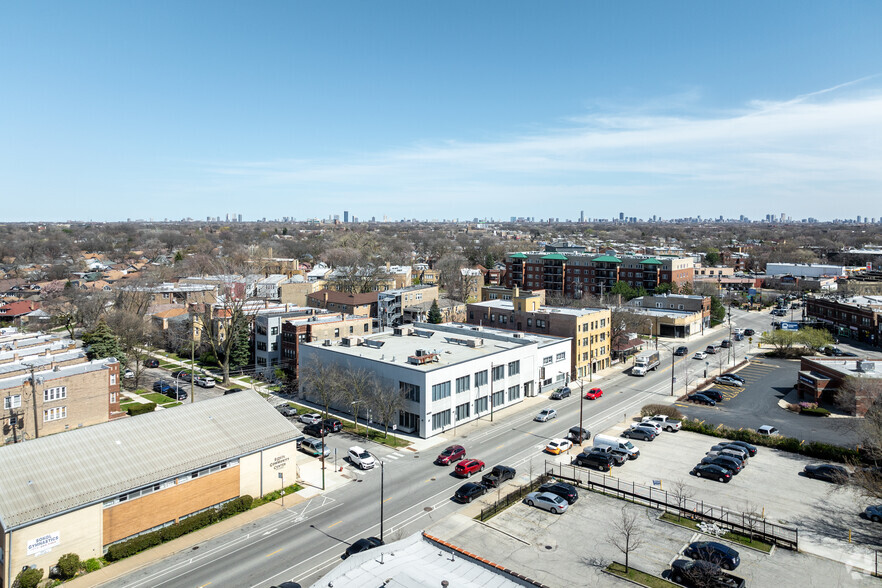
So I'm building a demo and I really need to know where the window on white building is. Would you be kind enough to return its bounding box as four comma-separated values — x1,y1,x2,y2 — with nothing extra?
4,395,21,410
431,381,451,401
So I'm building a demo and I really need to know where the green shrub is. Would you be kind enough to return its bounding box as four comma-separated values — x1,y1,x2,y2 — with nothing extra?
640,404,684,420
56,553,81,579
15,567,44,588
83,558,101,573
681,418,859,463
127,402,157,416
800,407,831,417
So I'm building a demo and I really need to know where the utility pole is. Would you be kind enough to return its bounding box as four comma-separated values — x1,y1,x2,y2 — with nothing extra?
490,364,494,422
727,304,733,366
25,364,39,439
190,315,196,403
670,351,675,396
578,379,585,444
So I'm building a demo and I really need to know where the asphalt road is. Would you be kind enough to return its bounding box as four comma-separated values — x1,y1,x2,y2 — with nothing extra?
103,309,788,588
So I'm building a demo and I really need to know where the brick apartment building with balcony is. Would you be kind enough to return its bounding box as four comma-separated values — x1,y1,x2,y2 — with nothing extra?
505,251,694,299
279,313,373,381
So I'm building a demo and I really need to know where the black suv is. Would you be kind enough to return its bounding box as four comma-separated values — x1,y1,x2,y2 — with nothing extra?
683,541,740,570
670,559,745,588
144,358,160,368
702,390,724,402
674,346,689,356
322,418,343,433
550,387,571,400
537,481,579,504
573,451,614,472
304,422,332,437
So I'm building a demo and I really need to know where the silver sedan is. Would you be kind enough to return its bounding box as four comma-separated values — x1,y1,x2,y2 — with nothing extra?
524,491,569,514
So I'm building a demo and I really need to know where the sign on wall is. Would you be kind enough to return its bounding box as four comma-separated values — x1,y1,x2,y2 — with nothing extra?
27,531,60,556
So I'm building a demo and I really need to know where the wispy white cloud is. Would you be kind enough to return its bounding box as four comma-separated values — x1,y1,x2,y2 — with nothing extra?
203,79,882,218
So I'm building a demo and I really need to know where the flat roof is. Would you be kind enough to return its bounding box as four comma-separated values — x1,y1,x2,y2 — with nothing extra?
803,357,882,379
0,349,86,378
0,357,117,391
0,391,300,530
470,300,607,318
302,323,568,371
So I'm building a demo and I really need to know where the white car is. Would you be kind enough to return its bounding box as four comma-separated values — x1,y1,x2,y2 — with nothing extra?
634,421,662,435
757,425,780,436
348,446,376,470
535,408,558,422
123,368,135,379
693,351,708,360
299,413,323,425
545,438,573,455
194,375,216,388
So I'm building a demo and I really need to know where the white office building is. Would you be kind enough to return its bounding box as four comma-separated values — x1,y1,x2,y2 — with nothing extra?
298,323,570,438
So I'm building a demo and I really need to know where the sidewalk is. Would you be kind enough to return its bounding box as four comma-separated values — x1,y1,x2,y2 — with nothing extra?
66,496,304,588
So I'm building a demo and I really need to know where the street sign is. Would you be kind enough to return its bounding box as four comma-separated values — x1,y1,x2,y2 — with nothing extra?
780,322,799,331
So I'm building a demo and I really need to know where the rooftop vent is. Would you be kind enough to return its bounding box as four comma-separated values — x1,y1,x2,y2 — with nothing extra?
857,360,876,373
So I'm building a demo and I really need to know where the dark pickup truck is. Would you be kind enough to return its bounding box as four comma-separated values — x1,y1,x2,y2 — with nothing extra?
481,465,516,488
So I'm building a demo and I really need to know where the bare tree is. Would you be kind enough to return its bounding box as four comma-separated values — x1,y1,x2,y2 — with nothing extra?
299,359,344,418
608,507,645,573
105,310,159,390
608,306,645,360
368,377,406,438
435,253,469,301
669,479,695,521
323,247,380,294
338,366,376,435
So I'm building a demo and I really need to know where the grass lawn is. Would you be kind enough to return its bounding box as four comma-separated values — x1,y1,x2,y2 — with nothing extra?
285,402,411,449
252,483,303,507
140,392,177,404
163,402,182,408
659,513,773,553
606,562,680,588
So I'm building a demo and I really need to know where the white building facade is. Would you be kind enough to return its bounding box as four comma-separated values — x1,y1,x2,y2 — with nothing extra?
298,323,570,439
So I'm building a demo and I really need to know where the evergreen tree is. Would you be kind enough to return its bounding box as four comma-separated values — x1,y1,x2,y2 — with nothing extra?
82,318,125,362
427,299,443,324
229,320,251,370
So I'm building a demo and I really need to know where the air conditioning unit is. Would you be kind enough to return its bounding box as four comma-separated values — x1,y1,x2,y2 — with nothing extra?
322,339,332,347
466,338,484,348
857,360,875,373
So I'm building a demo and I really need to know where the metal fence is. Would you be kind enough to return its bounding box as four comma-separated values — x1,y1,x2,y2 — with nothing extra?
547,462,799,550
477,473,550,522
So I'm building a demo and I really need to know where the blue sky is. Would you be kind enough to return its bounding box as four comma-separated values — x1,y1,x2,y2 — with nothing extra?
2,1,881,222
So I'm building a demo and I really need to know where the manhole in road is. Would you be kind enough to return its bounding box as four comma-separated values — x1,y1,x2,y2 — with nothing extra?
424,506,434,512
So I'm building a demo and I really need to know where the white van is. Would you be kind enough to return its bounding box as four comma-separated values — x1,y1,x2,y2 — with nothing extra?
593,434,640,459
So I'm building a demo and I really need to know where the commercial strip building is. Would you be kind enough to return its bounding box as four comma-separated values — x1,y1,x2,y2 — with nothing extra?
806,295,882,346
627,294,712,334
797,356,882,415
465,288,610,379
0,392,300,586
504,251,694,298
298,323,570,438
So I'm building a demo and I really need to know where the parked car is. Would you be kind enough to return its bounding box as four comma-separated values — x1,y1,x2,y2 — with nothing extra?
171,369,191,379
223,387,243,395
864,505,882,523
720,441,757,457
669,559,746,588
550,386,571,400
566,426,591,444
693,351,707,360
166,387,187,400
701,390,724,402
691,463,732,483
300,438,331,458
299,413,323,425
642,414,682,432
723,373,745,384
435,445,466,465
454,482,487,503
585,446,627,466
535,408,558,422
348,446,376,470
705,346,718,355
687,393,716,406
303,422,332,437
743,329,755,336
342,537,383,559
720,339,732,349
674,346,689,356
700,455,744,474
714,375,743,387
683,541,740,570
584,387,603,400
756,425,779,436
481,465,516,488
537,481,578,504
803,464,849,483
573,450,615,472
275,404,298,418
634,421,662,435
621,426,656,442
123,368,134,379
545,438,573,455
322,418,343,433
710,444,749,461
524,491,569,514
454,459,485,478
194,375,216,388
152,380,170,392
144,358,160,368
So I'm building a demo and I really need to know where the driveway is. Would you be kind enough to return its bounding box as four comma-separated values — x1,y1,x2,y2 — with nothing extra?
676,357,860,446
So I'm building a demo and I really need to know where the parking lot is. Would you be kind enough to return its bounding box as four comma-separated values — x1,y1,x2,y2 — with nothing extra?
429,478,878,588
676,358,860,446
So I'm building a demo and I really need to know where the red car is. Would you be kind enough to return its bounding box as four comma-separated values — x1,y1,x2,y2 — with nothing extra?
454,459,485,478
435,445,466,465
585,388,603,400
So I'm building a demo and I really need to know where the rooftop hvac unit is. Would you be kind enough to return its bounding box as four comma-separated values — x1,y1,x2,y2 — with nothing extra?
466,338,484,348
857,360,876,373
322,339,332,347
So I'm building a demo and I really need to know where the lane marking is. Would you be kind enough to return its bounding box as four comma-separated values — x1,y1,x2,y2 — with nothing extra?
383,497,392,503
326,520,342,529
266,549,282,558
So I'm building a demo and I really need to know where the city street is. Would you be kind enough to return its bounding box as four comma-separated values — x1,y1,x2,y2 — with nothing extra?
103,308,794,588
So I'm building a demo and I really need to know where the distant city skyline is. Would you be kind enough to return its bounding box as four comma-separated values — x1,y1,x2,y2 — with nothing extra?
2,2,881,222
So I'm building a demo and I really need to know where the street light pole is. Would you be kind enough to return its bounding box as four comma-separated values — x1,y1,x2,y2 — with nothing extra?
380,460,385,541
670,351,675,396
579,379,585,444
490,364,495,423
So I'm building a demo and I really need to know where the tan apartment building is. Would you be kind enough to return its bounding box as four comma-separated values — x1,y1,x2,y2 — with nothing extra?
481,285,546,305
307,289,378,317
0,392,300,587
466,288,611,379
280,279,327,306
